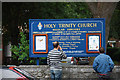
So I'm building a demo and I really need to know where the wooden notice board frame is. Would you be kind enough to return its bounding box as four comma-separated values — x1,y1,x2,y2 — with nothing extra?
33,34,48,54
86,33,101,53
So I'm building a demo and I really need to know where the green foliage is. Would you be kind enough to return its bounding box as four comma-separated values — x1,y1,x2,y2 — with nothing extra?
3,2,93,65
109,2,120,39
107,47,120,62
10,32,35,64
3,2,92,41
29,2,92,19
3,2,92,45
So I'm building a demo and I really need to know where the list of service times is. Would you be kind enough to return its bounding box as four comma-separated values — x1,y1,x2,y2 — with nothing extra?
49,29,85,50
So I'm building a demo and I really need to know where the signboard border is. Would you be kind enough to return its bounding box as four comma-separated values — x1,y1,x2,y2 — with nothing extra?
86,33,101,53
33,34,48,54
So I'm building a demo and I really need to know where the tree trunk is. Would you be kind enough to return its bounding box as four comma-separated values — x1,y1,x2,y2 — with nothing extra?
86,2,117,65
87,2,117,47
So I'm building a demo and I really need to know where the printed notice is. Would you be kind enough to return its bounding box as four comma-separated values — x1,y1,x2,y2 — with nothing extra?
36,36,46,50
89,36,99,50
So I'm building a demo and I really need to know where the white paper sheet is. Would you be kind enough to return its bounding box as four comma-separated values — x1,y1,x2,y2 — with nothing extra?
89,36,99,50
36,36,46,50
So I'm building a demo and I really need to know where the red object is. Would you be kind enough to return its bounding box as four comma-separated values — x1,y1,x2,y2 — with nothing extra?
71,57,79,64
99,73,107,76
76,59,78,64
9,67,29,80
88,57,89,61
82,59,86,61
16,78,25,80
71,57,74,61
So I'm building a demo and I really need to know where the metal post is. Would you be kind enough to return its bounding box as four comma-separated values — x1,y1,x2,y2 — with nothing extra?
36,58,39,65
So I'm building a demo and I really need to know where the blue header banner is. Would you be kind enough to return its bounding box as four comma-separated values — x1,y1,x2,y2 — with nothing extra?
29,18,105,57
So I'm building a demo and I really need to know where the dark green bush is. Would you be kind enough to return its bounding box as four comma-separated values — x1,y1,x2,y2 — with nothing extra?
10,32,36,65
107,47,120,62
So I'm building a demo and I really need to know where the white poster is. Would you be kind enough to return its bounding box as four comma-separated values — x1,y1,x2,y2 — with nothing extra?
89,36,99,50
36,36,46,50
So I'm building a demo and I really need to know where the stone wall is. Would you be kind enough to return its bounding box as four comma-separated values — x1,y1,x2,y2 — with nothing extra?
17,65,120,80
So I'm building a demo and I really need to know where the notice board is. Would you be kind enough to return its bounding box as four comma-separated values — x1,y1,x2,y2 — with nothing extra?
29,19,105,57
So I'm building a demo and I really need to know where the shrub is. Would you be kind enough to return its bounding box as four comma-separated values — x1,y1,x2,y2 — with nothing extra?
10,32,36,64
107,47,120,61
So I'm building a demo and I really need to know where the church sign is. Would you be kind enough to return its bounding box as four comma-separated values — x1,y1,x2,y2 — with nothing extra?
29,19,105,57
